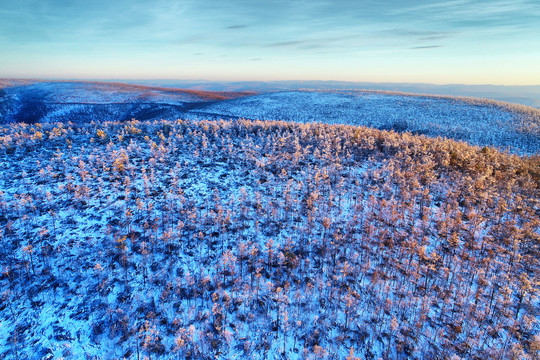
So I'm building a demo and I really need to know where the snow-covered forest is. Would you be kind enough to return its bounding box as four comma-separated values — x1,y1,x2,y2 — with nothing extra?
2,82,539,155
0,119,538,359
196,90,540,155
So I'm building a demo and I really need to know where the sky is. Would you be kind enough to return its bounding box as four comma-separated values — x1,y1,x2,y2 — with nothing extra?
1,0,539,85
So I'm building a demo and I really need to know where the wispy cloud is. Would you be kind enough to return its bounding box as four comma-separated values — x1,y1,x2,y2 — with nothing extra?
392,0,540,30
378,29,455,40
411,45,443,50
419,35,452,41
262,34,363,51
266,40,307,48
227,24,248,30
389,0,472,15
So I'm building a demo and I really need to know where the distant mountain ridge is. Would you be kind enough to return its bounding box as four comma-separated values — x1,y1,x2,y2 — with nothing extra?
0,80,254,123
120,79,540,108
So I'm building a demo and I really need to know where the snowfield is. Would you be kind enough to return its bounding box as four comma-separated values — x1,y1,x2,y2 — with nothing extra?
0,81,251,104
0,81,253,124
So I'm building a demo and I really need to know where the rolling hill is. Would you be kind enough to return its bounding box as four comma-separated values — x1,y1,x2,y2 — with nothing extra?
0,80,539,359
0,118,538,359
0,80,254,124
189,90,540,155
1,80,539,155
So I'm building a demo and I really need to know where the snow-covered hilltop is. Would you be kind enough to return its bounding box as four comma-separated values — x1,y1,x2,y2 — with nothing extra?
0,80,254,124
0,119,539,359
191,90,540,155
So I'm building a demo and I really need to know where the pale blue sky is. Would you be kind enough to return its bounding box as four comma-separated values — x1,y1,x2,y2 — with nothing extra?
1,0,539,84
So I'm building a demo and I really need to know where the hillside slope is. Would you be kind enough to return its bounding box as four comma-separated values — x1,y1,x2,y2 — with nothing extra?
0,80,254,124
0,119,538,359
2,81,539,154
190,90,540,155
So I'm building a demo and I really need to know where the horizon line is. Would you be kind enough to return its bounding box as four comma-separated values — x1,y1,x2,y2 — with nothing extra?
2,77,540,87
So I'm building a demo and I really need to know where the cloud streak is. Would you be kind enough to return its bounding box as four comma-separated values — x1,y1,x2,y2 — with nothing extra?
266,40,307,48
226,24,248,30
411,45,443,50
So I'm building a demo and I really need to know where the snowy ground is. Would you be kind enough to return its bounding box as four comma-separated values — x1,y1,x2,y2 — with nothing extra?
0,81,253,124
0,81,251,104
0,119,538,359
190,90,540,155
